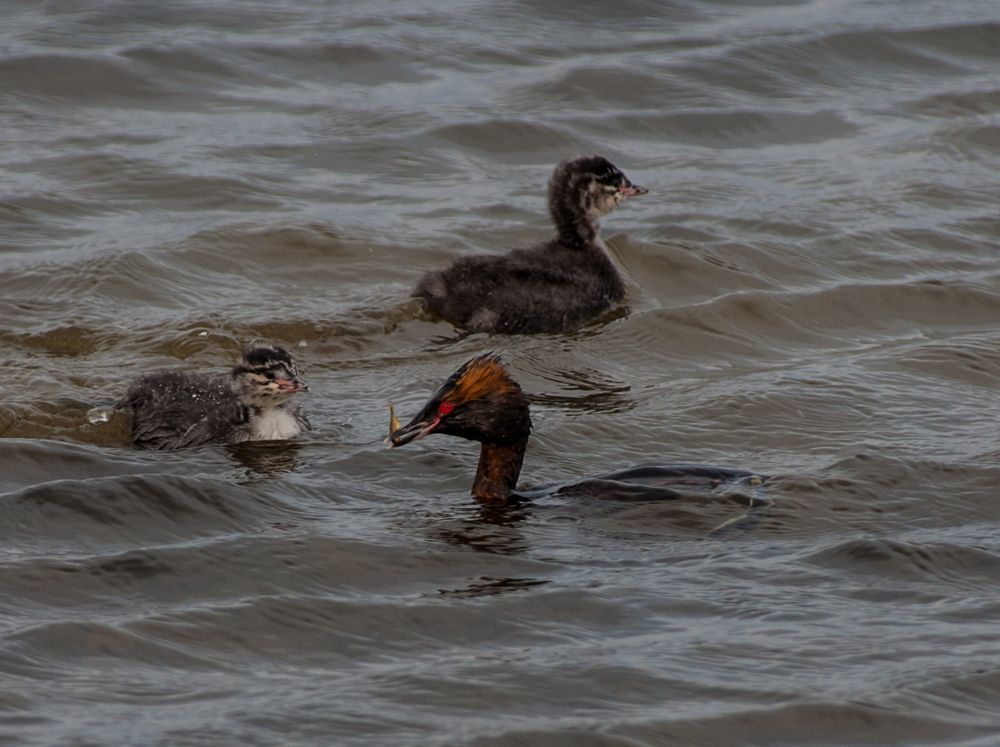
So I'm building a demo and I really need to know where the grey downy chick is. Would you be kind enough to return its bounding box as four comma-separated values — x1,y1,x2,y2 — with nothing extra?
119,344,310,450
412,155,647,334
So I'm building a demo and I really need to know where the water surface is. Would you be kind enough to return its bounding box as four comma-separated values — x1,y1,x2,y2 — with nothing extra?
2,1,1000,745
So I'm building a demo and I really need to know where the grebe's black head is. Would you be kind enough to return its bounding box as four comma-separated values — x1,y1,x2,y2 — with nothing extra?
548,155,647,243
389,353,532,447
232,344,307,407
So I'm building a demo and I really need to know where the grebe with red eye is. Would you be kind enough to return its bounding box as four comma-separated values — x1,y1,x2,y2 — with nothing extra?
411,155,648,334
387,353,766,506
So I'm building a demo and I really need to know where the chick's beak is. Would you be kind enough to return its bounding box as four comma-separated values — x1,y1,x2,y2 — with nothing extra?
276,377,308,393
621,184,648,197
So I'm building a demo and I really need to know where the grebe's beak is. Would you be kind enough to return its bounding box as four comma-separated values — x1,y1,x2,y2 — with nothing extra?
387,412,438,447
620,184,648,198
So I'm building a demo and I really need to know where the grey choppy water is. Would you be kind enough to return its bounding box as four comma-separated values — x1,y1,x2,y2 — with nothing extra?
2,1,1000,745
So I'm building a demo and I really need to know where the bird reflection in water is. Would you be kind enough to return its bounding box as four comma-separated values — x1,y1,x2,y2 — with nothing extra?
432,502,548,599
226,439,304,477
437,575,550,599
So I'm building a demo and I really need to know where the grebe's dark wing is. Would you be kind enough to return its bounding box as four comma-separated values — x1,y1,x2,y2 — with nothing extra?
516,464,769,507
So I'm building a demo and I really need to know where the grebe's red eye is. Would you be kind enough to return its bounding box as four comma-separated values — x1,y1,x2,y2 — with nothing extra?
438,401,455,416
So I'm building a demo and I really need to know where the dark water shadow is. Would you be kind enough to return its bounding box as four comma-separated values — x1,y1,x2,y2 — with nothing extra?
226,439,304,479
528,364,635,415
437,575,550,599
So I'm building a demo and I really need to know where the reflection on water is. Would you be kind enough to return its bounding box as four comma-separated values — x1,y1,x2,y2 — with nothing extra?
227,440,305,478
438,575,550,599
527,364,635,415
431,502,533,556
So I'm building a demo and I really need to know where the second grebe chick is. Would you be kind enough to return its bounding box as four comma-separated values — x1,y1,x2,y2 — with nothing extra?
119,344,310,450
388,354,764,504
412,155,648,334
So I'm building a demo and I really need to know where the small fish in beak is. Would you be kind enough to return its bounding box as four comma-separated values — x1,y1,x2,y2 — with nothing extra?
383,403,402,447
385,409,439,447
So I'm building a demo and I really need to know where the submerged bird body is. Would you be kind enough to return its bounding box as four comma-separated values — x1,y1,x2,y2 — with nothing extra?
412,156,647,334
388,354,763,504
120,345,310,450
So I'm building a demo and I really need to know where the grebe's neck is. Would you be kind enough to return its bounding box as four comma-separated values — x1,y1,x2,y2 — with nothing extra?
472,438,528,502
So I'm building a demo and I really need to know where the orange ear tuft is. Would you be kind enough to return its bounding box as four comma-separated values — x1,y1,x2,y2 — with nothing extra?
449,355,518,405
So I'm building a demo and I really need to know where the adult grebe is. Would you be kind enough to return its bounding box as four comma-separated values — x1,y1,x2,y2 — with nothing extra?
119,344,310,450
411,156,647,334
388,354,765,505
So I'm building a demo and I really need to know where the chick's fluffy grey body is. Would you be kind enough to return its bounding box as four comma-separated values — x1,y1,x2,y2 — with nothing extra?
120,345,309,450
414,240,624,334
413,155,646,334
